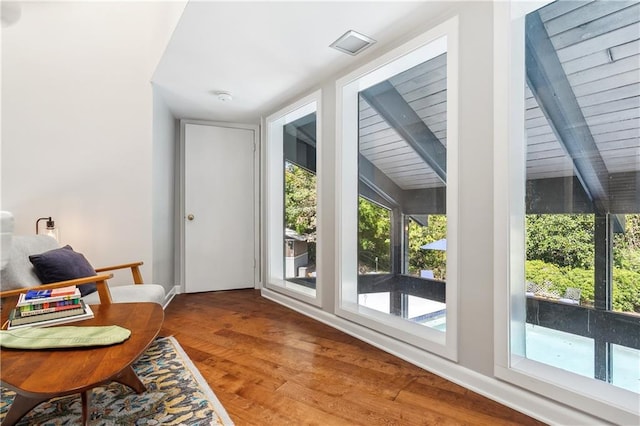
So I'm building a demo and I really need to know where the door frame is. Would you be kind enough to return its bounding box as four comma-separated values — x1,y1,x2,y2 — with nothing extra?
178,119,261,293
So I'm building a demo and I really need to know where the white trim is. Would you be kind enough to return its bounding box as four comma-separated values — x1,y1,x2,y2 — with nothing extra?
162,285,179,309
335,16,459,361
492,2,640,424
264,90,322,307
261,287,604,426
178,120,260,294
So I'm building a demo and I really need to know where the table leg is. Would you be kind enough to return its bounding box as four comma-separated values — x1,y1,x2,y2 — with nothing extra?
80,390,91,426
2,394,49,426
113,365,146,394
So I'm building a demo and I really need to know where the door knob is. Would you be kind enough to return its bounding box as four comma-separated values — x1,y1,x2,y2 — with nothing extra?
187,214,195,221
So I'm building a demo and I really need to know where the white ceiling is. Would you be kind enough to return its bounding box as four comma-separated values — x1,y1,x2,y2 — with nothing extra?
151,1,450,123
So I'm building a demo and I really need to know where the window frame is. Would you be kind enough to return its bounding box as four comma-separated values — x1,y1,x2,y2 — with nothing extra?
265,90,322,306
335,17,459,360
492,2,639,423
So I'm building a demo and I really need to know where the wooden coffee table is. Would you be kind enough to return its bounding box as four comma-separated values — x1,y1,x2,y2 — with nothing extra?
0,302,163,426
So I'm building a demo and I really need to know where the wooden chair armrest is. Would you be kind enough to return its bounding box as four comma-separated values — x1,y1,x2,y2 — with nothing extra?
0,273,114,304
94,261,143,272
94,261,144,285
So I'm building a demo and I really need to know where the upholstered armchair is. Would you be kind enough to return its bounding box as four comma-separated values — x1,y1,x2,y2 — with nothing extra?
0,213,165,306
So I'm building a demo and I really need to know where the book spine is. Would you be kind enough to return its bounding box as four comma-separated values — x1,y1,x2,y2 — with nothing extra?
9,301,87,326
49,286,78,297
24,290,51,300
16,293,82,307
19,303,83,317
19,299,81,311
7,305,94,330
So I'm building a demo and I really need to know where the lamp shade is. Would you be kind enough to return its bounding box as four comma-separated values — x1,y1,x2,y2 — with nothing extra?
36,217,59,241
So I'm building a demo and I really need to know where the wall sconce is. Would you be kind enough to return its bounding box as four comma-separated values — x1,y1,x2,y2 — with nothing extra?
36,217,59,241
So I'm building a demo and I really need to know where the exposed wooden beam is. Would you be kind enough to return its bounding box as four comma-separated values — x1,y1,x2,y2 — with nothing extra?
525,11,611,213
359,181,395,210
526,172,639,214
610,171,640,213
361,81,447,184
410,214,429,227
359,154,404,208
284,112,317,173
403,188,446,215
358,157,447,215
284,130,316,173
526,176,593,214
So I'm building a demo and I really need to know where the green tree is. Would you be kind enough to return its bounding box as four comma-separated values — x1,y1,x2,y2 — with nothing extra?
407,216,447,279
526,214,594,269
525,259,640,313
613,268,640,313
284,162,316,238
284,162,317,262
614,214,640,274
358,197,390,273
525,213,640,312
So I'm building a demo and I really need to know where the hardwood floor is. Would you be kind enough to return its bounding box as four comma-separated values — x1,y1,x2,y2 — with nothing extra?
160,290,545,426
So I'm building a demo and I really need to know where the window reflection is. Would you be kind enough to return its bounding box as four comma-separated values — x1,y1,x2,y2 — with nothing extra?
521,0,640,394
283,113,317,290
357,52,448,330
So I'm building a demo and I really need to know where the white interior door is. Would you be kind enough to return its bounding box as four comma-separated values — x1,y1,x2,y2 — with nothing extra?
184,123,256,292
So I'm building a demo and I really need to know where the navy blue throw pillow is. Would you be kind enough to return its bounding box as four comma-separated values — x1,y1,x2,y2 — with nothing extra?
29,245,98,297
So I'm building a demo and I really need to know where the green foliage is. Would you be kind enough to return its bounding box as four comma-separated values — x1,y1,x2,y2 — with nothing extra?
525,260,640,313
615,214,640,250
358,197,390,272
614,214,640,274
284,163,316,239
357,204,447,277
613,268,640,313
525,259,573,291
564,268,594,305
525,213,640,313
615,248,640,274
284,162,317,262
407,216,447,279
526,214,594,269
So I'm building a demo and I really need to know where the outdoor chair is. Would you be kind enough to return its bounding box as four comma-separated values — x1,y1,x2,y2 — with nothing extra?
558,287,581,305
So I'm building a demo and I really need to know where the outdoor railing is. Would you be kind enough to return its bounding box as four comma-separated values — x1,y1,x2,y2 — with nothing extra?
357,273,640,352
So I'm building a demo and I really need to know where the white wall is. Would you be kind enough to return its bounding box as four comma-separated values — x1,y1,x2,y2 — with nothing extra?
1,2,184,287
152,86,177,289
261,2,603,424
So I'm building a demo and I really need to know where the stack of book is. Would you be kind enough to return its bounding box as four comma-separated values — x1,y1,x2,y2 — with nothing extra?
6,286,94,330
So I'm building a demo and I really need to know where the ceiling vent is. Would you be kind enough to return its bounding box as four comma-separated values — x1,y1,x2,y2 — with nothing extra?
330,30,376,56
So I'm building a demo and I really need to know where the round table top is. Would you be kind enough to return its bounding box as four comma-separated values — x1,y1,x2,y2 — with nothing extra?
0,302,163,396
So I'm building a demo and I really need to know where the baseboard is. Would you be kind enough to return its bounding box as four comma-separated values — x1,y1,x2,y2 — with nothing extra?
261,288,605,426
162,285,179,309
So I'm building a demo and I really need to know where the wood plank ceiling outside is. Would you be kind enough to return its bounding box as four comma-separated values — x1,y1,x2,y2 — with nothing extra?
358,0,639,205
358,54,447,191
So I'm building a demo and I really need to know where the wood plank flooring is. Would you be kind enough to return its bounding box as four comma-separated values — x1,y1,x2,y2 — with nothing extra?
160,290,545,426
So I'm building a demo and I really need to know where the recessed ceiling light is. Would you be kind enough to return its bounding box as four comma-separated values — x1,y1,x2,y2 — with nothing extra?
330,30,376,56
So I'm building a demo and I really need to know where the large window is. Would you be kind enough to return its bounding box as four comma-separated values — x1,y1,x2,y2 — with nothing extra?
337,18,458,358
266,91,321,305
495,1,640,422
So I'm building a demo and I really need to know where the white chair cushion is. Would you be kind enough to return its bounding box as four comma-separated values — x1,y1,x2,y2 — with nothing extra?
1,211,14,270
1,235,59,290
82,284,165,306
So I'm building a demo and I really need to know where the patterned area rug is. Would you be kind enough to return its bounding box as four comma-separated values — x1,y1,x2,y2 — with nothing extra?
0,336,234,425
